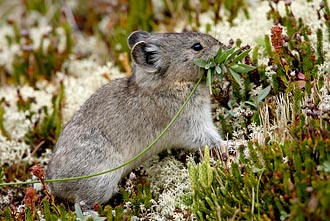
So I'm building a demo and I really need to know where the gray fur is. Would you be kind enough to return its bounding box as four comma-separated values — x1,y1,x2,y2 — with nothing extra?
46,31,227,207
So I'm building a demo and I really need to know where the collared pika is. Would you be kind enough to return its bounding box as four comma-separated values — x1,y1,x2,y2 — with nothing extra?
46,31,227,207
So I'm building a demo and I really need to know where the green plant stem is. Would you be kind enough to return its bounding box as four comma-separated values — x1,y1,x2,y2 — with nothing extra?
0,75,204,187
256,168,265,219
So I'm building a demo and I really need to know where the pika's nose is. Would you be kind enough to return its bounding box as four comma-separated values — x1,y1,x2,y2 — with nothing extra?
211,44,221,56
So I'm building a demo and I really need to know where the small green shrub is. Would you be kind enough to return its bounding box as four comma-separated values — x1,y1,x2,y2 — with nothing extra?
187,116,330,220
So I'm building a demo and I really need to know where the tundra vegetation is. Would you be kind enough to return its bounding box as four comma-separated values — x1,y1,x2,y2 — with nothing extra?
0,0,329,220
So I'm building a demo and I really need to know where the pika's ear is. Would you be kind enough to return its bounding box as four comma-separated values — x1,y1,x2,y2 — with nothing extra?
127,31,151,49
131,41,162,73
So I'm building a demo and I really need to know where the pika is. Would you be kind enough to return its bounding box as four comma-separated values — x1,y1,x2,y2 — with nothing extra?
46,31,227,207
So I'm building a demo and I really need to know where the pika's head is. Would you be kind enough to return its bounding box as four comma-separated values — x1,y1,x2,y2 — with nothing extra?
128,31,224,85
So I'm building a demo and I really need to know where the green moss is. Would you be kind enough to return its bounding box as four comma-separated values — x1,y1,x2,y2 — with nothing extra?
317,28,325,65
293,86,303,114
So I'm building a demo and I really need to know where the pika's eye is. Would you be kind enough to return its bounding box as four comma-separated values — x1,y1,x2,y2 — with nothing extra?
191,42,203,51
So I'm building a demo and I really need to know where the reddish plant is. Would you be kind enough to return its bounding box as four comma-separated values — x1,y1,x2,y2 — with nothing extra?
30,164,60,215
30,164,47,192
271,26,283,54
23,186,39,219
24,187,38,208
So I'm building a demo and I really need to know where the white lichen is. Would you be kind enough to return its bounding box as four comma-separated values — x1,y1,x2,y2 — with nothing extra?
141,155,194,220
